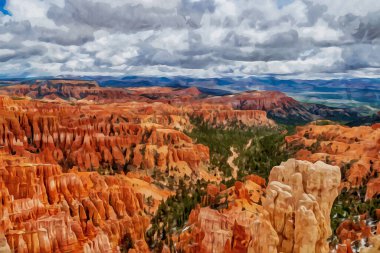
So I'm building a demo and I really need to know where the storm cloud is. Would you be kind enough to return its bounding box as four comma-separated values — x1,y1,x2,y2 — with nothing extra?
0,0,379,78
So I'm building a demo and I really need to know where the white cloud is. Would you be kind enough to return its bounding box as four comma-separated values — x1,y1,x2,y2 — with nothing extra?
299,20,342,42
0,33,13,42
0,0,379,78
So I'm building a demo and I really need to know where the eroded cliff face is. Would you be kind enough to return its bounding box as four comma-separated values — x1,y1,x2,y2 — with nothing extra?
177,159,341,253
0,96,210,180
0,80,148,104
286,123,380,252
187,103,275,127
203,90,358,124
266,159,341,253
0,150,162,253
286,123,380,199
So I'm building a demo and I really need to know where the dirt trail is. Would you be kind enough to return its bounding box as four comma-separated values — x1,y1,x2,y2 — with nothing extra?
227,138,252,179
227,146,239,179
245,138,253,150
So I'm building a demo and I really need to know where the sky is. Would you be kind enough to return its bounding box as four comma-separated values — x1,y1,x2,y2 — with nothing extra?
0,0,380,79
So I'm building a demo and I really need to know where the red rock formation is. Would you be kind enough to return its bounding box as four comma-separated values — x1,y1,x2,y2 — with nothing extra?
0,80,148,104
336,216,373,245
0,96,209,180
177,159,341,253
0,151,153,253
0,80,357,125
0,81,282,127
188,103,275,127
286,123,380,198
202,90,357,123
177,178,264,253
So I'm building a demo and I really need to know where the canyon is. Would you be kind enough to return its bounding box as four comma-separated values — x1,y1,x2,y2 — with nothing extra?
0,80,378,253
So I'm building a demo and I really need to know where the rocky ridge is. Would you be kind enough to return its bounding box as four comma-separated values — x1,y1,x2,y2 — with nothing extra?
0,80,360,125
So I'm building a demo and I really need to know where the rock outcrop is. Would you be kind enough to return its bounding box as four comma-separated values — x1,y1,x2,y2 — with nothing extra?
286,123,380,198
188,103,275,127
177,159,341,253
0,150,161,253
203,90,358,124
0,80,147,103
287,123,380,252
0,96,209,179
265,159,341,253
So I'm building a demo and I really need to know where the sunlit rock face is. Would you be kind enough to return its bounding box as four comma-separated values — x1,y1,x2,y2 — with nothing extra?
265,159,340,253
360,235,380,253
287,123,380,252
286,123,380,198
0,151,153,253
177,159,341,253
0,96,210,179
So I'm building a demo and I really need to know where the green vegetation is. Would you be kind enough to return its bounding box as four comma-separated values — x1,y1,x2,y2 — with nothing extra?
329,160,379,245
186,118,295,181
145,179,208,252
329,186,380,245
145,119,295,251
234,129,292,179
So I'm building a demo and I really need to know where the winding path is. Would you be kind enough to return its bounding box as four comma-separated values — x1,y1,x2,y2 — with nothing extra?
227,146,239,179
227,138,253,179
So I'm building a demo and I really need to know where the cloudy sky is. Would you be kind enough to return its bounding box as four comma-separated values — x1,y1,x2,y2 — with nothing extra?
0,0,380,78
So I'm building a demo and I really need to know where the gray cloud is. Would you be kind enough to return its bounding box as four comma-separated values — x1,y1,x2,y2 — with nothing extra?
0,0,379,77
0,46,46,62
47,0,189,33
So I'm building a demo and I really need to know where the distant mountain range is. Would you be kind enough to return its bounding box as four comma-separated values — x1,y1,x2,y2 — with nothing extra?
0,75,379,114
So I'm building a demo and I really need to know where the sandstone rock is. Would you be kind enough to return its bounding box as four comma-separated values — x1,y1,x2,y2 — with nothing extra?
265,159,340,253
177,159,341,253
360,235,380,253
0,152,151,253
0,96,210,178
287,123,380,193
